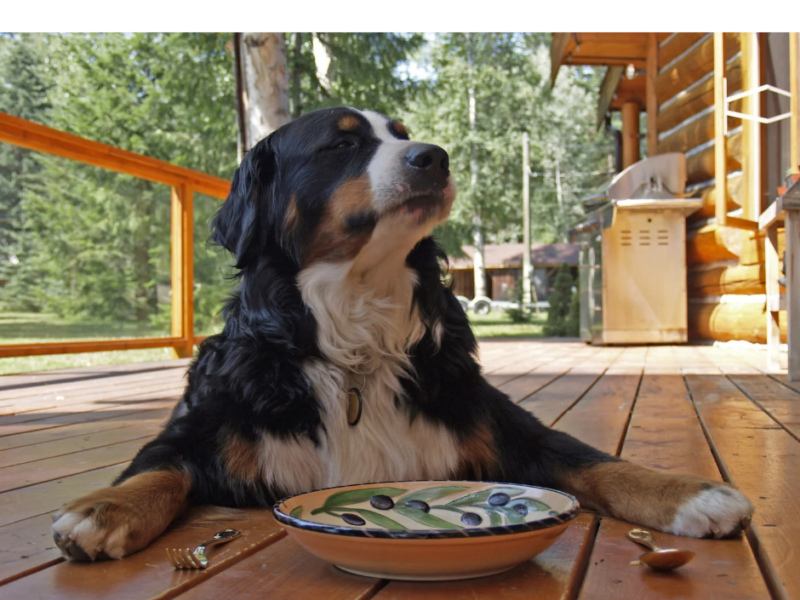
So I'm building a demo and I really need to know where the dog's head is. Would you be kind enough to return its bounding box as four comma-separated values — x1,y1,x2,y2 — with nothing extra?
212,107,455,272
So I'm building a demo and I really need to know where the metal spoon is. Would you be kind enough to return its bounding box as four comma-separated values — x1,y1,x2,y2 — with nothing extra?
626,528,695,571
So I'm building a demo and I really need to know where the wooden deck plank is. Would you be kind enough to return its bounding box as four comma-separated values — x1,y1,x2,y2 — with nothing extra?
0,359,190,393
0,363,186,405
0,406,171,452
0,367,186,414
0,416,163,468
485,344,576,387
0,389,182,435
0,438,148,494
0,507,285,600
177,535,383,600
0,463,127,527
725,374,800,440
496,346,602,404
577,372,771,600
685,373,800,600
0,513,64,586
518,347,623,425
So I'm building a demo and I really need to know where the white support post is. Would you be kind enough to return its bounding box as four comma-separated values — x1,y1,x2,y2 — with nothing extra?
787,210,800,380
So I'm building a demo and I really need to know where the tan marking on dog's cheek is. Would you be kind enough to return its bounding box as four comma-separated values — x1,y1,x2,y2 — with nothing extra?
455,424,498,480
305,176,375,265
338,115,359,131
222,432,262,482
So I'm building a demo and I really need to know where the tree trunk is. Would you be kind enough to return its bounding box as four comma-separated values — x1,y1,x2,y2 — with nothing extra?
234,32,290,156
467,41,487,298
473,217,487,298
290,33,303,119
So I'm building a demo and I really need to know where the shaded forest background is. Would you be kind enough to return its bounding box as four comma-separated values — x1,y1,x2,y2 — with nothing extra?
0,32,614,335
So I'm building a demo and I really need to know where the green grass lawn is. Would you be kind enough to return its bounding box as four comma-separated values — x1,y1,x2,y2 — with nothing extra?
0,312,175,375
0,309,550,375
468,310,548,339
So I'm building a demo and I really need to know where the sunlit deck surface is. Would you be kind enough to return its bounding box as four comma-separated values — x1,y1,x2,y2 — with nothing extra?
0,341,797,600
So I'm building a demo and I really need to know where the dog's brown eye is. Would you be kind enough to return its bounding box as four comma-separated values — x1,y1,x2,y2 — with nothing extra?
334,141,354,150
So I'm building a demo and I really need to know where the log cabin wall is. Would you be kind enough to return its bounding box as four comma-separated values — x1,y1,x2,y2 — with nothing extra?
653,33,788,343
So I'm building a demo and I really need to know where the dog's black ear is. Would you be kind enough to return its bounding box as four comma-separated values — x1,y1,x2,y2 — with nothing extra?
211,140,274,268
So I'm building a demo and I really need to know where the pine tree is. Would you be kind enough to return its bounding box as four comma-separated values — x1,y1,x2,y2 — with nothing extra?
545,263,577,336
0,33,50,308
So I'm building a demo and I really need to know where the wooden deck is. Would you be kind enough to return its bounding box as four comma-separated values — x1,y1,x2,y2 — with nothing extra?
0,341,797,600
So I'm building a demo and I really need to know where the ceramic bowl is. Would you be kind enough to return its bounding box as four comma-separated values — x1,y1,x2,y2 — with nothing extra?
273,480,579,581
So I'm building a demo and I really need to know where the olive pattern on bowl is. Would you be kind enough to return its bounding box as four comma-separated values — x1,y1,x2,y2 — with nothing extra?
294,485,553,531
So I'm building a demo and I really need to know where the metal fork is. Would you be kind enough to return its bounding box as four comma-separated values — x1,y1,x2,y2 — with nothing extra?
166,528,242,570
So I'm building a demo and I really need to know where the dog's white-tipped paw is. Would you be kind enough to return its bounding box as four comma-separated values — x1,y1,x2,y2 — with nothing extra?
668,484,754,538
52,509,129,561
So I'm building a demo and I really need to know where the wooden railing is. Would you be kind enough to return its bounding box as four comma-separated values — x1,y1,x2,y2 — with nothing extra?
0,112,231,359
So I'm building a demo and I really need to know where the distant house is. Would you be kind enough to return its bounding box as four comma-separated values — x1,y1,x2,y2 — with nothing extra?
447,243,579,301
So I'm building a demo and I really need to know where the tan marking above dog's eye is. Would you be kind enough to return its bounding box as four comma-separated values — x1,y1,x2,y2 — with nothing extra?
338,115,359,131
390,120,409,140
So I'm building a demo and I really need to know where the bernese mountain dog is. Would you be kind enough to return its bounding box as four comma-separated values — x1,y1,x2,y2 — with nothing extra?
52,107,754,561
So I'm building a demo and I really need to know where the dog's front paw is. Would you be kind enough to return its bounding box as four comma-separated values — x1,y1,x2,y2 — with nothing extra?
52,470,191,561
667,483,754,538
52,493,137,561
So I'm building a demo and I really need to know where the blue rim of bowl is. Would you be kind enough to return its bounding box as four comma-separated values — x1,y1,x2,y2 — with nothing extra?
272,480,580,540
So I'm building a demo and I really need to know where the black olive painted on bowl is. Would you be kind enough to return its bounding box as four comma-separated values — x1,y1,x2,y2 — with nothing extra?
488,492,510,506
461,512,483,526
404,500,430,513
370,495,395,510
512,503,528,516
341,513,366,526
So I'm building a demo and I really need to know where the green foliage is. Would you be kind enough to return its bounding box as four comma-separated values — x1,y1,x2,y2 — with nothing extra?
0,33,50,306
403,34,614,255
287,33,424,118
505,277,530,323
0,33,238,330
544,263,578,337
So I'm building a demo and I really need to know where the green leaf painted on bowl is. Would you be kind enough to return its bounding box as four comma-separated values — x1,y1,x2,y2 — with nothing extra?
397,485,468,504
394,507,461,530
348,508,408,530
491,505,526,525
430,505,465,515
487,509,503,527
311,487,407,515
511,497,551,512
446,486,525,507
290,506,303,518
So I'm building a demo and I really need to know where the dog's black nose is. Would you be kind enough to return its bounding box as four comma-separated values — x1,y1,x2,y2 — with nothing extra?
405,144,449,174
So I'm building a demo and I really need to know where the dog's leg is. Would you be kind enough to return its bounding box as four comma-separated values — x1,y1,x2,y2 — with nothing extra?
557,457,753,538
52,468,190,560
482,399,754,538
52,416,199,561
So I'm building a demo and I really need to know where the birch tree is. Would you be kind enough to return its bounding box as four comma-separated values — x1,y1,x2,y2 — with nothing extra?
234,32,290,158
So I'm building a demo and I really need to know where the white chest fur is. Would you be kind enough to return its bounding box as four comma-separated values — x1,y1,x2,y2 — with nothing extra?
259,261,460,495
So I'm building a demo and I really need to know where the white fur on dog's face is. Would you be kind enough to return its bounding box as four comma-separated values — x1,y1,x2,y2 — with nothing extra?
350,110,456,277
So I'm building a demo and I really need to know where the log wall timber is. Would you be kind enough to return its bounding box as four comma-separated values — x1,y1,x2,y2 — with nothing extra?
690,174,742,220
688,263,764,296
657,108,741,155
686,222,763,265
658,57,741,134
658,32,706,69
686,131,742,184
656,32,739,104
689,301,786,343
